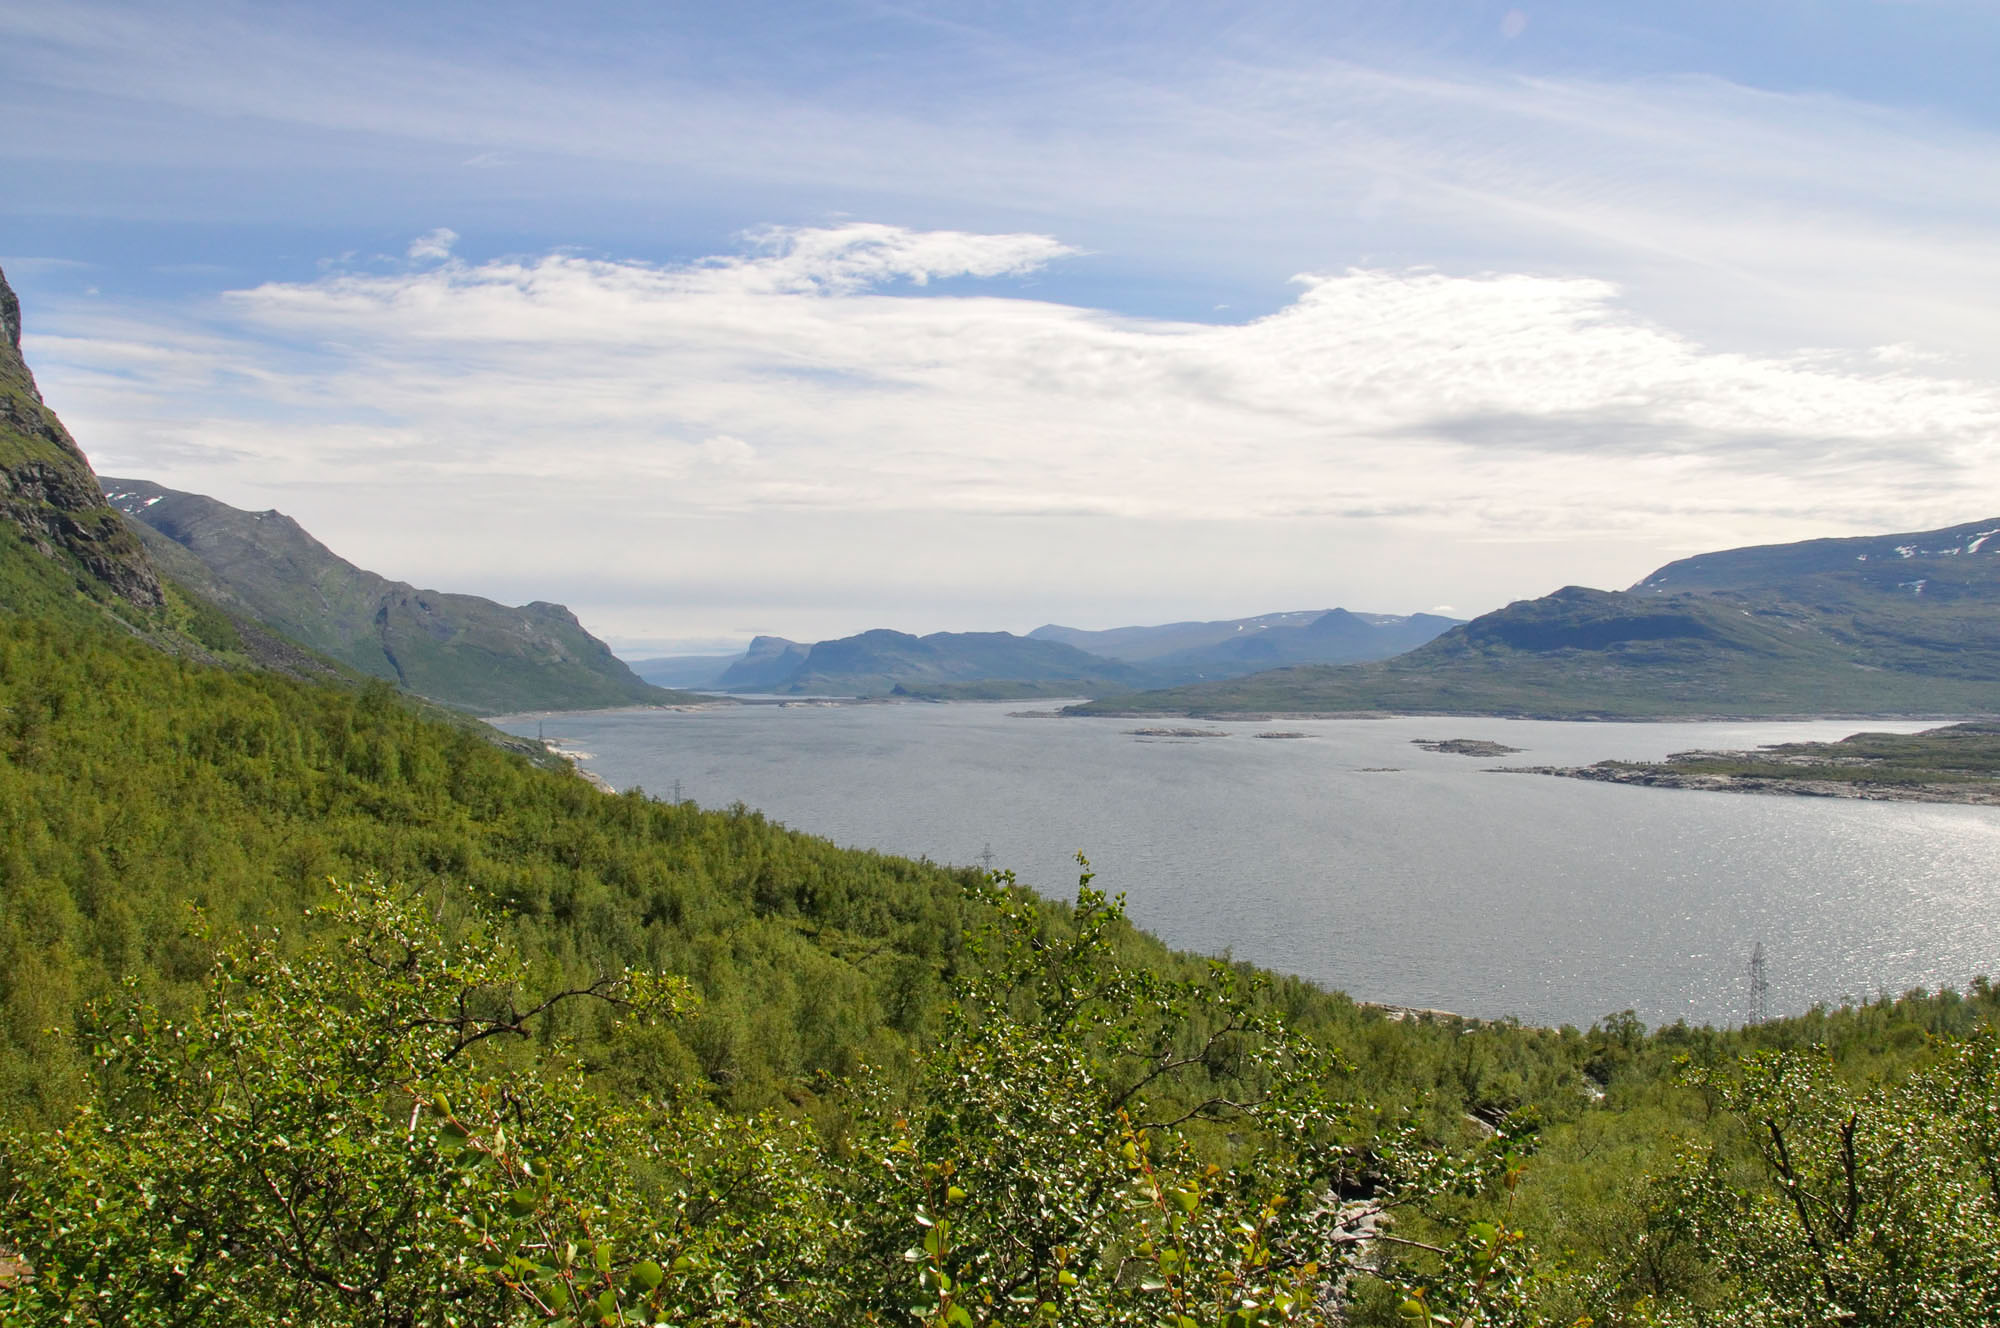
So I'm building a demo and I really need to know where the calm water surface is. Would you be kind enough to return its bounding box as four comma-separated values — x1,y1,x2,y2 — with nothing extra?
494,705,2000,1029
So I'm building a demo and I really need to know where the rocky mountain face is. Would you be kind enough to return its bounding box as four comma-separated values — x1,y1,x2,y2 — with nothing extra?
1072,519,2000,719
0,266,162,609
104,477,692,715
715,635,814,691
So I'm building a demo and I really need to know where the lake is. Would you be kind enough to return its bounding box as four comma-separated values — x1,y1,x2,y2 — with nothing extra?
493,704,2000,1029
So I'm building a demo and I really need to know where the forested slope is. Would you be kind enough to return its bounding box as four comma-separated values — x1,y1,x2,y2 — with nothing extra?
3,596,1999,1326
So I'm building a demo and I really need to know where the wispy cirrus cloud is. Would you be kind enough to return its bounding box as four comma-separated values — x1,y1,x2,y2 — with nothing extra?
8,3,1999,368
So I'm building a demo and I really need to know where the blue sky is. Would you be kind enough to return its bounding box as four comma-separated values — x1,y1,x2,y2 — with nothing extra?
6,0,1998,651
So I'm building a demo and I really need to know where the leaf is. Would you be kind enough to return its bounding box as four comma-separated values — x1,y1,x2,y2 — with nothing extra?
630,1259,663,1291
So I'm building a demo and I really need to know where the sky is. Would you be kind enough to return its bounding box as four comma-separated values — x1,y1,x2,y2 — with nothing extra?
5,1,1999,655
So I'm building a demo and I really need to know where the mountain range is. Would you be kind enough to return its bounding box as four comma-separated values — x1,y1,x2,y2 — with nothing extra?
633,609,1462,696
1071,520,2000,718
1034,608,1462,678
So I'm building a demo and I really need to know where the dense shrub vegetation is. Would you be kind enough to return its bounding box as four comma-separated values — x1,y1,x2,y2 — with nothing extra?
2,603,1998,1324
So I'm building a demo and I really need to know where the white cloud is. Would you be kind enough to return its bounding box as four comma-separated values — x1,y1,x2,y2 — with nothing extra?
31,226,1999,570
9,2,2000,381
406,228,458,262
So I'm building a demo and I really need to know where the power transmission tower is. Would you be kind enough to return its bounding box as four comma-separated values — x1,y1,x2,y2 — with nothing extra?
672,778,684,804
1748,942,1770,1026
978,842,997,873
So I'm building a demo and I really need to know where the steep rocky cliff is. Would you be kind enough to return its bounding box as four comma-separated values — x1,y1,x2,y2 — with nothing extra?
0,266,162,608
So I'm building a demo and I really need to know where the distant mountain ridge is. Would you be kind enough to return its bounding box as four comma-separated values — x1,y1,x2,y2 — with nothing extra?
673,608,1462,696
1071,519,2000,719
710,628,1144,696
1636,519,2000,599
1030,611,1333,660
103,477,693,715
1032,608,1458,678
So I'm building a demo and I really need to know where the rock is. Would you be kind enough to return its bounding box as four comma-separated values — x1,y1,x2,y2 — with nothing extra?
1412,738,1524,756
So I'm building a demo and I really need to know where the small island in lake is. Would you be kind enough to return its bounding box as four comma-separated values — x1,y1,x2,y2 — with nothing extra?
1520,721,2000,805
1413,737,1524,756
1126,726,1230,738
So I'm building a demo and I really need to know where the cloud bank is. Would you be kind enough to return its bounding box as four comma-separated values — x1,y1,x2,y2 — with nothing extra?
38,225,1995,552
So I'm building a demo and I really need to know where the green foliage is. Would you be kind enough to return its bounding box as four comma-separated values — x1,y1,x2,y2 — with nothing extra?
4,598,2000,1324
0,870,1547,1328
0,880,838,1327
1655,1037,2000,1326
844,860,1358,1326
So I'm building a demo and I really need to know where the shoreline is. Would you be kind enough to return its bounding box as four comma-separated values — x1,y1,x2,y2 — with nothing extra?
1508,763,2000,806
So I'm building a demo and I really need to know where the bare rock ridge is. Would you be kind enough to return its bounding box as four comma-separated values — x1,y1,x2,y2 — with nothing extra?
0,264,163,608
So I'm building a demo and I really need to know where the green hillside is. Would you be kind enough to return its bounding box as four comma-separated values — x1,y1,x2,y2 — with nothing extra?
103,478,696,715
1073,523,2000,718
4,596,1999,1325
